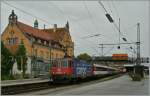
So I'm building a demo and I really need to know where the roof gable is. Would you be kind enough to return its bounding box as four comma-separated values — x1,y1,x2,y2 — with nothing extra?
14,21,72,44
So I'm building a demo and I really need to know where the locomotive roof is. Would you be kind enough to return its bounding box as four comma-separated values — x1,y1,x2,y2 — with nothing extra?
93,64,118,70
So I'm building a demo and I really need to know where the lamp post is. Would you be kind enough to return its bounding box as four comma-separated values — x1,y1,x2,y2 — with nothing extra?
16,55,24,79
49,40,52,79
136,23,141,66
133,22,144,80
99,44,105,57
20,56,23,79
31,34,35,78
130,46,136,63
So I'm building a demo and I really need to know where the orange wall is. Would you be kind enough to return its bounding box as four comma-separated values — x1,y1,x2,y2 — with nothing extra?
2,24,32,55
2,23,73,60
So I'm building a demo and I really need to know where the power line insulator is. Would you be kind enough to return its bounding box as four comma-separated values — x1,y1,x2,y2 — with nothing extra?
117,46,120,49
122,38,127,42
105,13,114,23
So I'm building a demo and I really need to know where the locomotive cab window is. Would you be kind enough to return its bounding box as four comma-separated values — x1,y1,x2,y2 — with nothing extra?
62,59,68,67
52,60,58,67
68,60,72,67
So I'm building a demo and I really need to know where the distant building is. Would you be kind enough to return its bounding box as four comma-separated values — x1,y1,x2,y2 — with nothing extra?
1,10,74,76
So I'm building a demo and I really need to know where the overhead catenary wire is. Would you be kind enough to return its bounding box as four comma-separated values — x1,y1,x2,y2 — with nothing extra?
103,46,115,56
75,42,100,55
81,33,101,39
50,1,105,55
83,1,101,33
4,1,99,55
98,0,137,46
2,1,53,26
111,1,135,43
51,1,116,42
3,1,99,55
110,1,137,44
98,1,108,13
111,0,120,19
107,1,114,17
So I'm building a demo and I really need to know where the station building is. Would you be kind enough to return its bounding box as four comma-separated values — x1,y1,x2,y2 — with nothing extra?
1,10,74,76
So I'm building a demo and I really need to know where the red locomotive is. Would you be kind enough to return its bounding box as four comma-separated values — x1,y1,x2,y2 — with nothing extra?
49,58,120,83
50,58,73,82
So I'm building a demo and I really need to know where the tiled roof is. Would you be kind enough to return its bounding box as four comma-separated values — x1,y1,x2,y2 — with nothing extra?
16,21,72,46
41,28,68,41
17,21,57,42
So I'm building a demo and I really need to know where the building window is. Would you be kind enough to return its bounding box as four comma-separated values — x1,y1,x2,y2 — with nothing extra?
34,49,38,57
51,52,53,59
38,39,41,44
44,41,47,45
56,53,58,58
46,52,49,59
7,37,17,45
53,53,55,59
40,51,44,58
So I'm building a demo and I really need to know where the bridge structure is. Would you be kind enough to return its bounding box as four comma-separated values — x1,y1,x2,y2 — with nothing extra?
89,56,149,73
90,56,149,64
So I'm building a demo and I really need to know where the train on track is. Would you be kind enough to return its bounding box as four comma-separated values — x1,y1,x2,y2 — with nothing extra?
49,57,122,83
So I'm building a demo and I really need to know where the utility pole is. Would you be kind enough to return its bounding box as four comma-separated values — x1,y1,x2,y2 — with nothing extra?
136,23,140,66
133,22,143,81
99,44,104,57
31,34,34,78
21,56,23,79
118,18,121,49
49,40,52,80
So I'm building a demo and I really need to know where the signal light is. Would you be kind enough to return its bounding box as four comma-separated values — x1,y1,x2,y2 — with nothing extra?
105,13,114,23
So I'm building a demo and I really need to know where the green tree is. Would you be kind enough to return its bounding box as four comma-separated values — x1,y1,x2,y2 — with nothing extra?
1,41,14,80
77,53,92,62
15,40,27,78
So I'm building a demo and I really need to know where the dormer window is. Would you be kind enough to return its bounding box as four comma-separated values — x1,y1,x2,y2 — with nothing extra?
38,39,41,44
44,41,47,45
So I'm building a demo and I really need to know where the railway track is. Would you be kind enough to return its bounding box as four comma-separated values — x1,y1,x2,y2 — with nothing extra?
1,81,72,95
1,73,124,95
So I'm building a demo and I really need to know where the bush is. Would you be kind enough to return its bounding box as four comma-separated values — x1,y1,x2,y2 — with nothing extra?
1,75,14,80
24,74,30,79
13,74,22,79
132,74,142,81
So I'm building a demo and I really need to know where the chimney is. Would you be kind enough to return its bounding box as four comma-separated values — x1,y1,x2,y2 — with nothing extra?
53,24,57,32
34,19,38,28
44,24,46,30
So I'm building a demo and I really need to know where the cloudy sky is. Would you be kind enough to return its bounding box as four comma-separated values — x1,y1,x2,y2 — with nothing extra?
1,1,149,59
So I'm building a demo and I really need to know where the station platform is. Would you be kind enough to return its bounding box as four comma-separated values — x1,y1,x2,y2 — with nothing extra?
48,74,149,95
1,78,49,87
